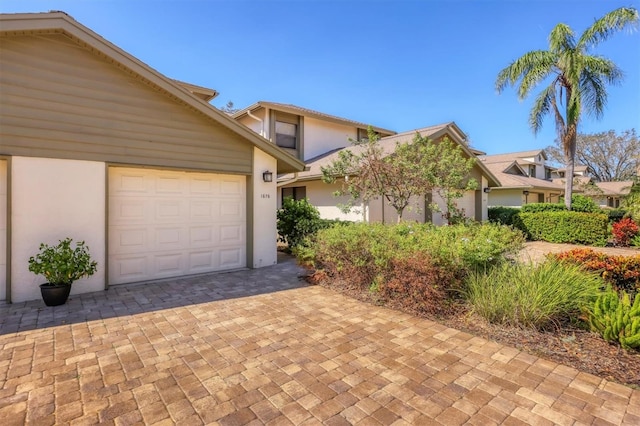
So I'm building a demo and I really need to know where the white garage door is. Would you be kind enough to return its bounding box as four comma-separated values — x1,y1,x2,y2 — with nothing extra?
109,167,246,285
0,160,6,301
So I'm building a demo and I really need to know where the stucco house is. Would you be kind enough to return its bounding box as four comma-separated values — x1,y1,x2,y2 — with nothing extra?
233,103,500,225
0,12,305,303
478,150,565,207
590,181,634,208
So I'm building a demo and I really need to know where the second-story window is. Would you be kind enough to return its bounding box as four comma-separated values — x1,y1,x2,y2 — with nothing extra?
275,121,297,149
529,165,536,177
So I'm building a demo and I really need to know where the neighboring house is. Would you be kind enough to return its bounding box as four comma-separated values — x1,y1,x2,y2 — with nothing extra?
551,165,590,179
591,181,634,208
270,120,500,225
478,150,565,207
0,12,305,303
232,101,396,163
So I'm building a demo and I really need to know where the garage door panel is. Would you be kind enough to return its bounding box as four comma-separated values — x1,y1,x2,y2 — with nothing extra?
155,200,183,221
156,174,183,194
154,253,183,275
110,227,147,253
189,226,215,246
190,176,217,195
111,171,149,193
109,167,245,285
220,248,243,269
189,251,216,272
110,199,147,224
155,226,185,249
190,201,217,221
111,255,149,284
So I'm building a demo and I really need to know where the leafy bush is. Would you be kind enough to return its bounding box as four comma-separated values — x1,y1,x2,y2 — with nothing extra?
464,260,603,329
515,211,608,245
306,222,525,292
520,203,566,213
488,206,520,226
570,194,600,213
277,198,322,250
612,217,639,247
550,248,640,295
589,289,640,350
28,238,98,286
377,252,458,315
606,208,627,223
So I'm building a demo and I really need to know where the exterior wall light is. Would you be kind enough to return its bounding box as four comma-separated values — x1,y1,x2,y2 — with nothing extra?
262,171,273,183
483,187,491,193
523,190,530,196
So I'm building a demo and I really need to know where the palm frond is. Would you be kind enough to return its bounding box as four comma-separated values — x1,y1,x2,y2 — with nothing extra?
578,7,639,48
549,23,576,53
496,51,557,98
529,83,555,134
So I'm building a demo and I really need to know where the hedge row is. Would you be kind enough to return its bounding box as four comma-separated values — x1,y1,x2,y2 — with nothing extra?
489,207,609,246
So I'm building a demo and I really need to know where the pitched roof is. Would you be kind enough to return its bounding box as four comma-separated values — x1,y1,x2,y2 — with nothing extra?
482,161,563,190
233,101,396,136
478,149,548,164
594,181,634,196
0,11,305,174
279,122,500,187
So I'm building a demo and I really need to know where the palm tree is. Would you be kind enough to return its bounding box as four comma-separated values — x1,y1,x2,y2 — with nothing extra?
496,7,638,209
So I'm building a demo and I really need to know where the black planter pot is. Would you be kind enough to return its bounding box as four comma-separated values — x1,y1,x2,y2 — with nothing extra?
39,283,71,306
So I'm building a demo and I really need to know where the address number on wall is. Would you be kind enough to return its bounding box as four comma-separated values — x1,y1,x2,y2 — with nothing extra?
261,194,270,198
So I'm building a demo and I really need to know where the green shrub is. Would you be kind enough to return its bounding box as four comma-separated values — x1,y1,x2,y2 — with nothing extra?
589,289,640,350
488,206,520,226
306,222,525,291
570,194,600,213
515,211,608,245
606,208,627,223
464,260,603,329
277,198,322,250
520,203,566,213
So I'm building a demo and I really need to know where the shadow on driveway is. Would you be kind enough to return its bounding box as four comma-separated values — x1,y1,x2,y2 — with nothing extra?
0,253,309,335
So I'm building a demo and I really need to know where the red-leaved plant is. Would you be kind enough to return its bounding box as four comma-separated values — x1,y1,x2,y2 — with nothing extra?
550,248,640,294
612,217,639,247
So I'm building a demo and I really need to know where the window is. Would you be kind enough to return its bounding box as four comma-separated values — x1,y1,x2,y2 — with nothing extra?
545,167,552,180
275,121,297,149
282,186,306,202
529,165,536,177
357,128,378,142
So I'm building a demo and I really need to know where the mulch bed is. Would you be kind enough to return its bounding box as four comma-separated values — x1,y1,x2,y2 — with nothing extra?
309,272,640,388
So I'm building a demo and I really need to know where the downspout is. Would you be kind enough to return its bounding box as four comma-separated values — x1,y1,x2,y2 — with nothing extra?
247,110,265,138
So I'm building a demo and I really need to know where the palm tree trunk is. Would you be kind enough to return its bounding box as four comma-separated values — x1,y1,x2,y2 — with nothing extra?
563,133,577,210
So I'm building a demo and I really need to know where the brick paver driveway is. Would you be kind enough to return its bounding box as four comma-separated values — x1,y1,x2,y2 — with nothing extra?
1,255,638,425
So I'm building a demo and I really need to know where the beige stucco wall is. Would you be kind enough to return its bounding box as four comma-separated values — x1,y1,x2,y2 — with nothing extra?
252,148,278,267
369,195,427,224
11,157,106,303
0,159,6,300
303,118,357,161
279,179,366,222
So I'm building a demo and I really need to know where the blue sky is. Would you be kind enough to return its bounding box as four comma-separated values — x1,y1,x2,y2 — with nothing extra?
2,0,639,155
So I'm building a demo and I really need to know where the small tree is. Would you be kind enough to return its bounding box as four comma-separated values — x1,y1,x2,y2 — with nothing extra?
321,128,478,223
427,138,478,223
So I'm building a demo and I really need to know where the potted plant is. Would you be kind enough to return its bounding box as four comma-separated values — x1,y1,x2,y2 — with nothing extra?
28,238,98,306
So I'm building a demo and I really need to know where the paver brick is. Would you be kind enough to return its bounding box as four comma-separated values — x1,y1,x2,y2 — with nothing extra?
0,254,638,426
